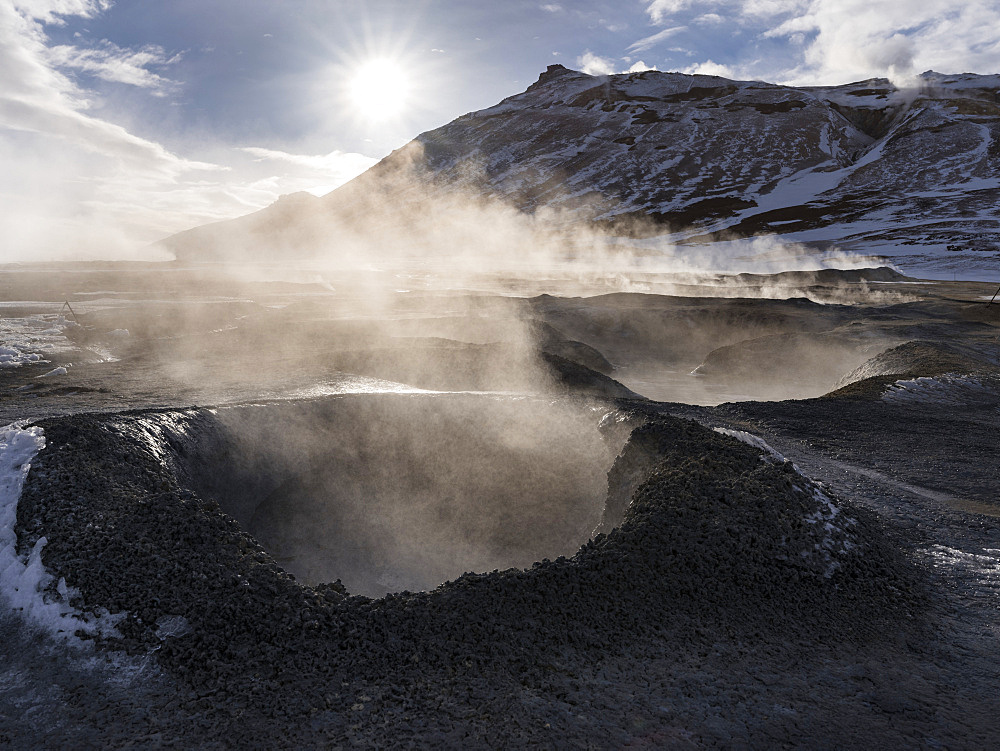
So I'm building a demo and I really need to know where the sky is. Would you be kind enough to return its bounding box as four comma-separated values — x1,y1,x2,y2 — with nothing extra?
3,0,1000,261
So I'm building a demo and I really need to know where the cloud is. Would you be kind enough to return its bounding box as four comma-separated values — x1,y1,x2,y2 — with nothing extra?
682,59,739,78
575,55,659,77
761,0,1000,86
645,0,698,24
240,147,377,188
540,3,563,12
645,0,733,24
627,25,686,54
0,1,377,261
577,51,615,76
627,60,658,73
633,0,1000,87
741,0,808,18
0,2,201,173
46,40,178,93
11,0,111,25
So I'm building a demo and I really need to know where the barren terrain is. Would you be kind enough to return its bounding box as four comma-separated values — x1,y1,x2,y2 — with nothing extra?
0,262,997,747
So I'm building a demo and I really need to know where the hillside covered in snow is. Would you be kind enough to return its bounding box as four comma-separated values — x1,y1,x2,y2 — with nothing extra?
159,66,1000,278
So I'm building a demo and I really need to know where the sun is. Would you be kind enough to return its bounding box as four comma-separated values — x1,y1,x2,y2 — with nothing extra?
348,58,411,120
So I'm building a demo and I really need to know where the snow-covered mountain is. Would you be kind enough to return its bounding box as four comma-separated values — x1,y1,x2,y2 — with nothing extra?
160,65,1000,276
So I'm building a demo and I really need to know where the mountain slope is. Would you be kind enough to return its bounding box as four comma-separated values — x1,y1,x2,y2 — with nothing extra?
159,66,1000,276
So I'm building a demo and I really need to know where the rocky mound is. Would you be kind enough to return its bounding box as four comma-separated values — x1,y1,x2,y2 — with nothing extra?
829,340,998,397
14,403,923,746
691,330,880,400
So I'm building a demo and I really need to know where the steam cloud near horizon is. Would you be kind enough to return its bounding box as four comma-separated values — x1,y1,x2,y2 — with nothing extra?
161,139,896,307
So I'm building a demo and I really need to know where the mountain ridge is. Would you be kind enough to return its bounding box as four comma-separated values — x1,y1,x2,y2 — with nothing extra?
157,65,1000,276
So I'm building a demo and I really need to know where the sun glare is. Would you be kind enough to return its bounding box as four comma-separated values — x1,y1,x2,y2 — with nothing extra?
348,59,410,120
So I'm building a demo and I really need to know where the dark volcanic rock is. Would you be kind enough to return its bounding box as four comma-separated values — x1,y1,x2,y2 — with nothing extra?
540,352,641,399
13,400,926,747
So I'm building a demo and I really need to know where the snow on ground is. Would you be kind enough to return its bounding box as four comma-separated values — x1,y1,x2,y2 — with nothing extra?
882,374,999,406
0,423,122,641
927,545,1000,597
0,314,75,369
713,427,787,461
800,484,859,577
783,235,1000,282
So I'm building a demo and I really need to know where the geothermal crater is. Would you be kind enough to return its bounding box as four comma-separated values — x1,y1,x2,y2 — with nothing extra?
163,394,626,596
10,394,951,748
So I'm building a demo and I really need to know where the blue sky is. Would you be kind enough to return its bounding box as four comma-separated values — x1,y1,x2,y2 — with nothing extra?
3,0,1000,259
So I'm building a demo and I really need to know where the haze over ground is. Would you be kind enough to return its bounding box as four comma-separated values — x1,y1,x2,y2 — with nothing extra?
4,0,1000,261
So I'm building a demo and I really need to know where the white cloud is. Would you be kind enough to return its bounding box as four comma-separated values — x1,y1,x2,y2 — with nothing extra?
627,25,686,54
577,51,615,76
741,0,807,18
635,0,1000,87
0,2,378,261
574,55,660,77
11,0,110,25
627,60,658,73
46,40,177,93
0,2,200,173
240,147,377,189
760,0,1000,86
682,59,739,78
645,0,698,23
745,0,813,18
540,3,562,12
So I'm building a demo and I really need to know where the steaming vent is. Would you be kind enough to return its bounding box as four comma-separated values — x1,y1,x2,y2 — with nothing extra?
164,394,624,597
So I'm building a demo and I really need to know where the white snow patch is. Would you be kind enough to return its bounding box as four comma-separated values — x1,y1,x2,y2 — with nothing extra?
802,485,858,576
0,314,75,369
36,367,67,379
0,423,123,641
882,374,997,406
926,545,1000,596
713,427,786,461
81,345,119,364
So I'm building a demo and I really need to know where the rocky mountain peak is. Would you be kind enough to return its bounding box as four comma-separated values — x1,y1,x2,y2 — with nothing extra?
159,65,1000,277
538,63,571,81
